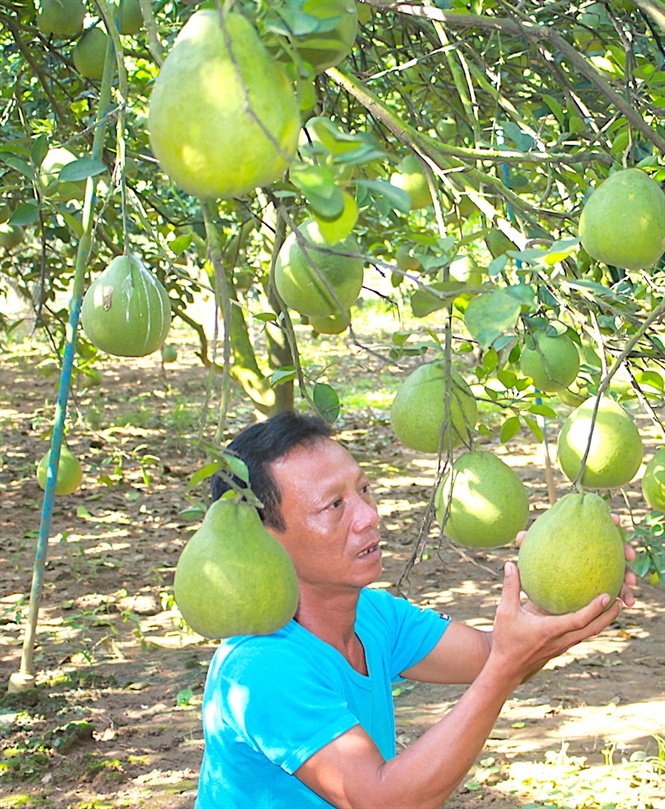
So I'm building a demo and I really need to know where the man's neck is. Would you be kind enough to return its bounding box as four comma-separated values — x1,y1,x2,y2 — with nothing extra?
295,585,368,676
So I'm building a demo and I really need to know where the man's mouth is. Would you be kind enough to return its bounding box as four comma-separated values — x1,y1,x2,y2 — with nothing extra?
357,543,381,558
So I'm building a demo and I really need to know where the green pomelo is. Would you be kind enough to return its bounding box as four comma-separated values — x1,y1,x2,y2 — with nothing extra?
118,0,143,35
81,254,172,357
161,343,178,363
37,0,85,38
519,332,580,393
37,445,83,495
0,203,11,224
518,491,625,614
436,450,530,548
297,0,358,73
310,311,350,334
390,154,432,210
557,397,643,489
148,10,300,199
39,147,85,202
274,219,364,317
0,224,25,249
579,168,665,270
557,379,590,408
390,362,478,453
174,498,299,638
642,446,665,511
73,27,109,81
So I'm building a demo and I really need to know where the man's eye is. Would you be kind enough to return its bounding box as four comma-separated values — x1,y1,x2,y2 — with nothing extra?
331,498,343,509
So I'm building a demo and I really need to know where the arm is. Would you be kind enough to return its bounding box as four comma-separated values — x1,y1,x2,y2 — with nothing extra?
296,562,624,809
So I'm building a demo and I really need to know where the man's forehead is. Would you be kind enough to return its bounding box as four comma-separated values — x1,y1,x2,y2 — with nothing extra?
269,438,360,483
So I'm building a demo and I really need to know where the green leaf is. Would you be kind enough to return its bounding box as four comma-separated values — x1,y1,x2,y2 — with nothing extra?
314,191,358,244
313,382,340,423
290,163,345,218
186,460,223,491
542,94,566,127
635,370,664,391
357,178,411,214
169,233,193,255
8,202,39,226
58,157,106,182
464,289,522,349
31,134,49,169
2,155,35,180
497,368,518,389
522,415,543,442
411,281,464,317
500,416,521,443
527,403,557,419
271,367,297,386
225,454,250,483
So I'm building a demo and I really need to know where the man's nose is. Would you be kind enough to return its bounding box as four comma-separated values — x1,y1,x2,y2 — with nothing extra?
354,494,380,530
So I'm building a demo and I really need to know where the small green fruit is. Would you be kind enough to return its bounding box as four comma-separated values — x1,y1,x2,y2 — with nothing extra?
0,224,25,249
118,0,143,35
518,491,625,614
557,397,643,489
174,498,299,638
390,154,432,210
81,254,172,357
642,446,665,512
390,362,478,453
274,219,364,317
36,445,83,495
579,168,665,270
436,450,529,548
519,332,580,393
309,311,350,334
73,27,110,82
161,344,178,363
37,0,85,39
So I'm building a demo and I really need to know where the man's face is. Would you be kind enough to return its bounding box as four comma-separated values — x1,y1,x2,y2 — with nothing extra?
266,438,382,591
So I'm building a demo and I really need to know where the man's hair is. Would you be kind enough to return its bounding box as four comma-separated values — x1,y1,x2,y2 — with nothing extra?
211,410,334,531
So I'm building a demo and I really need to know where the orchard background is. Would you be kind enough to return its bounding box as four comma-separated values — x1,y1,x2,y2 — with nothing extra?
1,0,665,807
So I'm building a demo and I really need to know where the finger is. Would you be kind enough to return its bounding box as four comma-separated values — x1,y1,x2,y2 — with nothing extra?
611,512,620,527
499,562,522,610
623,543,636,563
515,531,527,548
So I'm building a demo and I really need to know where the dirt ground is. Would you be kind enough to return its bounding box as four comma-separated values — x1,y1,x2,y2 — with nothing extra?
1,344,664,809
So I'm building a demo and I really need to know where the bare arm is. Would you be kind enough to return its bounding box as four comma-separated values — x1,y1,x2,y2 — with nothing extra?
296,562,624,809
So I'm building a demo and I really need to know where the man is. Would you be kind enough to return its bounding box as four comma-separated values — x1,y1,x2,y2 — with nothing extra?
196,410,635,809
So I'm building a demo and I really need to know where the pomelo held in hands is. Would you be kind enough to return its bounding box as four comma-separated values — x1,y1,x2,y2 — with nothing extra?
81,254,171,357
148,10,300,199
518,491,625,614
436,450,529,548
174,498,299,639
579,168,665,270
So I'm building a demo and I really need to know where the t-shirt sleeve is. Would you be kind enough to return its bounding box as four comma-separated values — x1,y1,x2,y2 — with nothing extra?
363,588,451,681
217,641,359,775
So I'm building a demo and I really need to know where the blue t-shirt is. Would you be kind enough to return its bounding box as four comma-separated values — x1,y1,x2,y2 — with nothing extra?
195,587,450,809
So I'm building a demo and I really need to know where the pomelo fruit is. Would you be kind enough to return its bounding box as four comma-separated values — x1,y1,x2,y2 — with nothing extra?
73,27,110,82
557,396,643,489
118,0,143,35
310,311,350,334
161,344,178,363
0,203,11,224
274,219,364,317
0,224,25,249
436,450,530,548
174,498,299,638
390,362,478,453
148,10,300,199
390,154,432,210
518,491,625,614
37,0,85,38
36,445,83,495
39,147,85,202
519,332,580,393
557,379,590,408
642,446,665,511
296,0,358,73
81,254,172,357
579,168,665,270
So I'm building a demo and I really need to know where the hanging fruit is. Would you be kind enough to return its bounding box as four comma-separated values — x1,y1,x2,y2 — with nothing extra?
81,255,171,357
